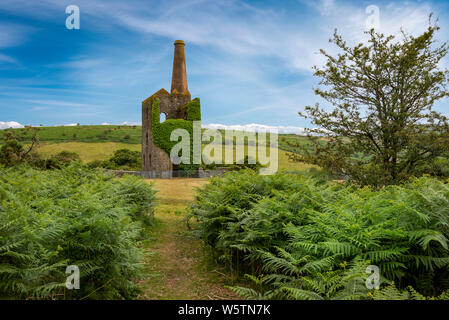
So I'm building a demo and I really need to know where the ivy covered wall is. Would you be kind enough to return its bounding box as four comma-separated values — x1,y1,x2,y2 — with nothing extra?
151,98,201,176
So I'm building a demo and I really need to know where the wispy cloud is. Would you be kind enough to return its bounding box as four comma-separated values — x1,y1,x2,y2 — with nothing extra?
0,22,35,66
0,0,448,127
0,23,35,48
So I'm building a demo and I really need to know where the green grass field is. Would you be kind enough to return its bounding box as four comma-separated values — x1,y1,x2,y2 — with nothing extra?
36,142,141,163
1,125,310,151
36,141,312,172
2,125,314,172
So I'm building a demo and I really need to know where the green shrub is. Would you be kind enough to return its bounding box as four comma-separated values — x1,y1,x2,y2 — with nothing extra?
201,156,263,172
21,151,81,170
87,159,107,169
0,134,42,168
188,170,449,299
87,149,141,171
0,164,156,299
109,149,141,168
0,140,24,166
51,151,81,166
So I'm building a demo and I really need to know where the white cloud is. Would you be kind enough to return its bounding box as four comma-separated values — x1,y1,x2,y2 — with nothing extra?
203,123,306,134
0,1,443,74
0,121,24,129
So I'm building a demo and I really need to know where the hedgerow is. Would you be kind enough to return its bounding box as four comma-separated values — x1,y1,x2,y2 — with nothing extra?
0,164,156,299
188,170,449,299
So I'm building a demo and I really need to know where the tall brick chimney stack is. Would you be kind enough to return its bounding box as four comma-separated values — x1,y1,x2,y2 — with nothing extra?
171,40,189,95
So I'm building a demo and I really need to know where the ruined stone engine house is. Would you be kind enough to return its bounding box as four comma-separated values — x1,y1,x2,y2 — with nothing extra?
141,40,199,178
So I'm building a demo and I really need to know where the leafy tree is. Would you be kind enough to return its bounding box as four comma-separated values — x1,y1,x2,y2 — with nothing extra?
296,18,449,186
0,128,39,166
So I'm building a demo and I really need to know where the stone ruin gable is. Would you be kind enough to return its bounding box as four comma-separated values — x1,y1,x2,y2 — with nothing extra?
141,88,191,178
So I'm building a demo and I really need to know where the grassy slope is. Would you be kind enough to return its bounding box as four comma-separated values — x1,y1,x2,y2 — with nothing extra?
36,141,312,172
3,125,314,171
0,125,141,144
138,178,237,299
1,125,310,152
37,142,141,163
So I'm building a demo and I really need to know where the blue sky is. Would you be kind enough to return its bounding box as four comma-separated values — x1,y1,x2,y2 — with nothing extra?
1,0,449,132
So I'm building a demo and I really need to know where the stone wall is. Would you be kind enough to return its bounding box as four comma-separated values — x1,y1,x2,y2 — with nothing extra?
141,89,191,178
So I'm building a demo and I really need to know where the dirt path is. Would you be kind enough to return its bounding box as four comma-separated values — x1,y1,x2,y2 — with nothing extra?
137,178,237,300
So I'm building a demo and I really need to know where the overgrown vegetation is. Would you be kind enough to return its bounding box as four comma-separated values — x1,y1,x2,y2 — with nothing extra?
201,155,264,172
0,125,305,163
188,170,449,300
0,128,40,167
0,164,156,299
0,128,85,170
151,98,201,176
88,148,141,171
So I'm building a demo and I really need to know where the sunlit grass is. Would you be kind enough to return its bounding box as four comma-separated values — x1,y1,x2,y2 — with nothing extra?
36,142,141,163
36,141,314,172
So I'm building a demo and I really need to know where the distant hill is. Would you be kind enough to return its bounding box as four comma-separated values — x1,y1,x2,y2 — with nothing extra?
0,125,310,155
0,125,141,144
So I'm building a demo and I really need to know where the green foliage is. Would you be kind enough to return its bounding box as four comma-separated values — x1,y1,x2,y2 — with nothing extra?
109,149,141,168
185,98,201,121
110,175,157,227
0,165,156,299
278,135,314,156
87,149,141,171
188,170,449,299
151,98,201,175
39,151,82,169
50,151,81,164
87,159,109,169
0,140,24,166
0,128,39,167
297,21,449,187
370,284,449,300
2,145,82,170
201,156,263,172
